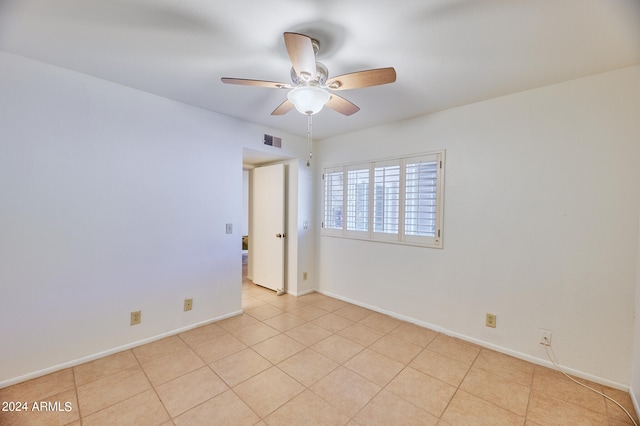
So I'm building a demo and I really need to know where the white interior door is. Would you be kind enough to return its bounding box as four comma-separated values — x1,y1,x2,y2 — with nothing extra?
252,163,285,291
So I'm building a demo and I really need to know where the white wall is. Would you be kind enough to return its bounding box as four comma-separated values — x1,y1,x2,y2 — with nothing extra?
295,154,316,295
316,66,640,387
0,51,311,386
288,156,316,296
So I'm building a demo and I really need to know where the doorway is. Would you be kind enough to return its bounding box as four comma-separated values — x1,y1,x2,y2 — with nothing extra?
242,148,296,297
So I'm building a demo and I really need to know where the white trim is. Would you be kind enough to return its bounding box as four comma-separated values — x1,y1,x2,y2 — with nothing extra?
317,289,630,392
286,288,316,297
0,310,242,389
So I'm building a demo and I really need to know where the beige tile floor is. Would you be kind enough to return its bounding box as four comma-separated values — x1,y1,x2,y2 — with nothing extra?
1,268,638,425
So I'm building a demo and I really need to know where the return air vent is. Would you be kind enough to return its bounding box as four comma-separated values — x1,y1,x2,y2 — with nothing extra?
264,134,282,148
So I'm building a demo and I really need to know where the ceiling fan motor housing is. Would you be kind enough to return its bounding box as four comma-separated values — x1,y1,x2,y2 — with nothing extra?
291,62,328,87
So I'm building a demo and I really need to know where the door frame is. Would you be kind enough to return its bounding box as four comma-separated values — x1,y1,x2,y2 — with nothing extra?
243,152,299,295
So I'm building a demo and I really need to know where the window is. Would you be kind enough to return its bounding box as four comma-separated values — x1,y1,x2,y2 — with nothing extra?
322,151,445,248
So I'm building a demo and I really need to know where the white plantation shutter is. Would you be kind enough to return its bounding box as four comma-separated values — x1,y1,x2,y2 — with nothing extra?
322,150,444,248
373,160,400,240
323,167,344,234
346,165,370,236
403,153,443,246
405,159,437,236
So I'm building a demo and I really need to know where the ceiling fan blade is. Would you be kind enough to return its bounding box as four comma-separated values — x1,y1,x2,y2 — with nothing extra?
271,100,295,116
326,67,397,90
221,78,290,89
283,32,317,81
326,94,360,116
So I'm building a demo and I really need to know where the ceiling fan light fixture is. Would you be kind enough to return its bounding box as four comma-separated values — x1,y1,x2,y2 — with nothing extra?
287,86,330,115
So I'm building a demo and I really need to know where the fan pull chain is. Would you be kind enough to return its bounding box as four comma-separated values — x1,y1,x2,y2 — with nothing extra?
306,114,313,167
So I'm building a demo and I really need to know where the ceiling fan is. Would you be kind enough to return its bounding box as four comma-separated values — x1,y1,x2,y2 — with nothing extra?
221,32,396,117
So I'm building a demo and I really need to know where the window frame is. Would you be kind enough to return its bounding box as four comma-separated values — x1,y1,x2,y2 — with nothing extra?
321,150,445,248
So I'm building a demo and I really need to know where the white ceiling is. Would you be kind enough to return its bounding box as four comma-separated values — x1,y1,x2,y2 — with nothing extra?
1,0,639,140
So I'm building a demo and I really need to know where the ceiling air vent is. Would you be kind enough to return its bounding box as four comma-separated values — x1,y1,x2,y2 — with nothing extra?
263,134,281,148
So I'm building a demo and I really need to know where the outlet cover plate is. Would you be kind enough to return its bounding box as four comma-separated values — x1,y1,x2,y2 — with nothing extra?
486,313,497,328
539,329,552,346
130,311,141,325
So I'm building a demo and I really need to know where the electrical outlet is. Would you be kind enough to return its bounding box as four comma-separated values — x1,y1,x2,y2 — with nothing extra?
539,329,552,346
184,298,193,312
130,311,141,325
485,313,497,328
303,272,308,280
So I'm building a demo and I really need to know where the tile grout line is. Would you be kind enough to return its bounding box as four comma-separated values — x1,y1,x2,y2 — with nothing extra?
129,347,173,425
522,362,535,424
243,314,311,418
175,326,265,422
299,308,423,422
75,349,157,423
235,313,309,422
245,292,368,423
437,347,486,422
70,364,83,424
215,305,304,423
307,299,423,422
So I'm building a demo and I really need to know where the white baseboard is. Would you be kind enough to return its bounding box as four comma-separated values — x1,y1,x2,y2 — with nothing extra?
287,288,316,297
318,289,631,392
0,310,243,389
